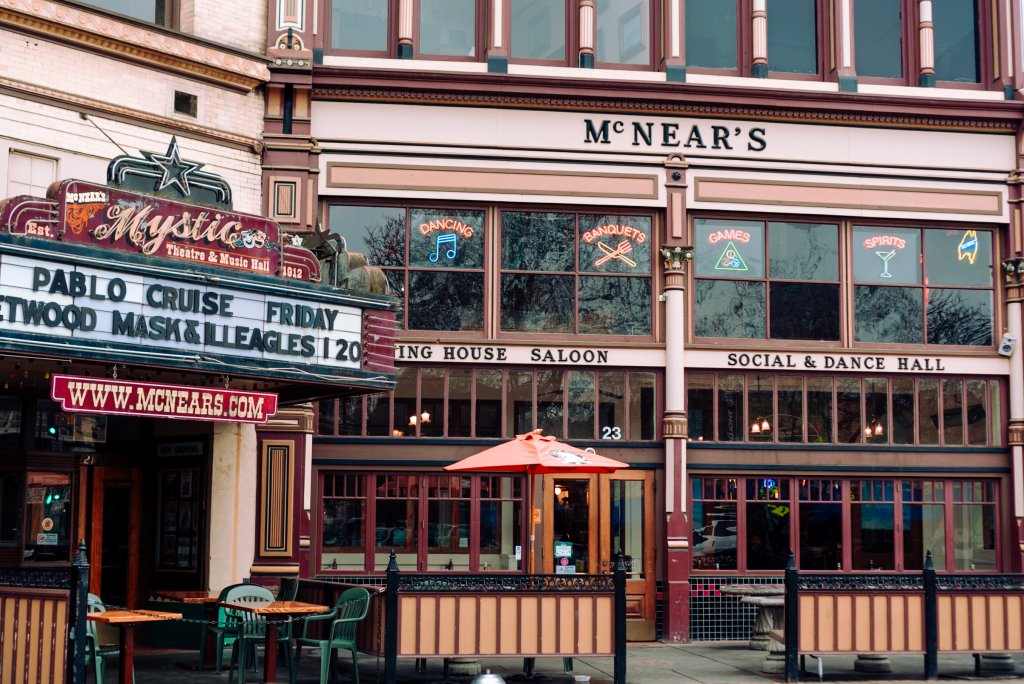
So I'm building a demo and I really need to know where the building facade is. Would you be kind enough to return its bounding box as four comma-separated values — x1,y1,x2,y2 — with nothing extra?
265,0,1024,642
0,0,396,607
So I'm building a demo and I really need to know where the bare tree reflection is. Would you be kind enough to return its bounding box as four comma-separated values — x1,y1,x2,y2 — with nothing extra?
927,289,992,345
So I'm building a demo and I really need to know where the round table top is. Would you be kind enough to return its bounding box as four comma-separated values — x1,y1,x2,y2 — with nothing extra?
741,595,784,607
719,584,784,596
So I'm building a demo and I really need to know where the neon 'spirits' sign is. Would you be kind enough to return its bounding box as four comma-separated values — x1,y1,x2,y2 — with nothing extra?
51,375,278,423
862,235,907,250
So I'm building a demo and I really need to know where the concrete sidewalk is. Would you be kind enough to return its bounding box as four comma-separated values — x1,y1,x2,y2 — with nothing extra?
122,642,1024,683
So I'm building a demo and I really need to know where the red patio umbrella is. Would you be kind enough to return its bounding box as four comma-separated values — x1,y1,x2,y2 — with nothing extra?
443,429,628,573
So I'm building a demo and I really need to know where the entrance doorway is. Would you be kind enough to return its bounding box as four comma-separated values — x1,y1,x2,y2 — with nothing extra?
542,470,656,640
89,467,142,607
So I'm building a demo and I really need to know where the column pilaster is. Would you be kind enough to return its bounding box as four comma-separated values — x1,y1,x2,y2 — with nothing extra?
398,0,414,58
752,0,767,77
486,0,508,72
918,0,935,86
579,0,595,68
662,154,693,642
662,0,686,81
833,0,857,91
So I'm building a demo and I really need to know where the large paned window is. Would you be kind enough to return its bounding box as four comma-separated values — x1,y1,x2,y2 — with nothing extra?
319,367,658,441
595,0,652,66
23,472,72,563
319,472,523,573
767,0,818,74
854,0,905,79
0,471,21,546
331,0,392,52
501,212,652,336
692,477,1002,572
854,226,993,345
694,218,996,347
686,0,738,69
686,373,1002,446
328,205,485,332
692,478,738,570
798,478,843,570
694,219,840,341
418,0,478,58
511,0,567,61
952,480,997,570
932,0,979,83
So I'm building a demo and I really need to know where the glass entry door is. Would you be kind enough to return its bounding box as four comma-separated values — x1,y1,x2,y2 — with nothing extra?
542,470,656,640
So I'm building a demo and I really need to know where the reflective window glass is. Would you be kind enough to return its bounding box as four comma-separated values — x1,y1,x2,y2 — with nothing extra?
694,280,766,338
596,0,651,65
933,0,979,82
511,0,567,60
767,0,817,73
419,0,477,57
332,0,390,51
686,0,737,68
854,0,903,78
695,219,765,278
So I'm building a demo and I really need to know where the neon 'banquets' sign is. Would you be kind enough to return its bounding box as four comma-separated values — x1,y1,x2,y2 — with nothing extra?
581,223,646,270
0,181,320,282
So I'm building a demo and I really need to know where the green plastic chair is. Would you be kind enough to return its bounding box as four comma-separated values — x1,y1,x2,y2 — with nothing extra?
292,587,370,684
85,593,133,683
225,585,278,683
197,582,249,672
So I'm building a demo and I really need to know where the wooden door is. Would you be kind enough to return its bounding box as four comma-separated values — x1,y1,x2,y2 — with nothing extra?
599,470,656,641
88,467,142,607
541,471,657,641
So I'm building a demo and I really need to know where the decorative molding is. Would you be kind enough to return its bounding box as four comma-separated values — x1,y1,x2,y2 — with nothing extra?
259,440,296,557
661,246,693,274
1,0,269,93
311,85,1020,133
1008,419,1024,445
259,405,315,433
663,412,688,437
0,76,261,152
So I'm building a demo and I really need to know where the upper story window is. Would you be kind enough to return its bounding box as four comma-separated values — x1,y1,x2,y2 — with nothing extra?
418,0,479,58
596,0,653,66
511,0,567,62
501,211,652,336
78,0,173,26
6,152,56,197
694,219,840,341
331,0,393,53
329,203,654,339
693,217,996,348
852,225,992,345
767,0,819,74
854,0,906,79
933,0,980,83
685,0,738,70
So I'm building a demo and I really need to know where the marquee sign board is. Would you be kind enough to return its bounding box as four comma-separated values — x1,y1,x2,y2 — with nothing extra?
0,253,370,380
51,375,279,423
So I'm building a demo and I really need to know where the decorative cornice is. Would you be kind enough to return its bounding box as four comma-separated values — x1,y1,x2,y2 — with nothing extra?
311,78,1023,133
1,0,269,93
0,76,261,152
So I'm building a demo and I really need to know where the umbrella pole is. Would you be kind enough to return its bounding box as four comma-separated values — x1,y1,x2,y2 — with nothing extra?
528,471,538,575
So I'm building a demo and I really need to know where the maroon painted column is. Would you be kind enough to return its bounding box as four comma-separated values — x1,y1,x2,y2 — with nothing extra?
661,154,694,642
251,406,313,588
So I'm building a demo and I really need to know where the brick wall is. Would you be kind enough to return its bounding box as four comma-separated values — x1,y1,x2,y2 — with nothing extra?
185,0,269,55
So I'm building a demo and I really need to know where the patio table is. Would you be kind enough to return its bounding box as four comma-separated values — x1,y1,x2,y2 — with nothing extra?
221,599,329,683
152,590,222,669
87,609,182,684
718,584,784,650
740,596,785,674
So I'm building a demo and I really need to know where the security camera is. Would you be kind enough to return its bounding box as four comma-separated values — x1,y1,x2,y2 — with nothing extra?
998,333,1017,357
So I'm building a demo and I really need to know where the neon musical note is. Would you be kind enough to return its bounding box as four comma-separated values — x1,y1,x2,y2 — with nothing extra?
428,233,458,262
